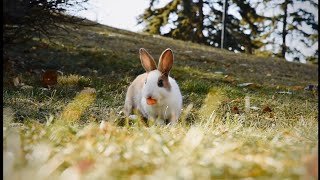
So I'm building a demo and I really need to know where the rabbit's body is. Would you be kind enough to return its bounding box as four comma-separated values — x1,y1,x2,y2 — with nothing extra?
124,48,182,124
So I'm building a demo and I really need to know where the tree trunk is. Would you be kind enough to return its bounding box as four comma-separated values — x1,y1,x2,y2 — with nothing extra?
281,0,288,58
221,0,228,49
182,0,193,40
197,0,204,43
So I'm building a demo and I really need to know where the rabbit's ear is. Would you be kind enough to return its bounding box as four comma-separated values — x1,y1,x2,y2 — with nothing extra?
140,48,157,72
158,48,173,76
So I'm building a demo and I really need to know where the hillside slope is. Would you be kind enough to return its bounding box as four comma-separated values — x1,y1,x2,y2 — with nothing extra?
3,21,318,179
5,21,318,87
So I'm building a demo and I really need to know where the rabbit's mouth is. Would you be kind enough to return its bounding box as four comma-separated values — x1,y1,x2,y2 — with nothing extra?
146,96,157,105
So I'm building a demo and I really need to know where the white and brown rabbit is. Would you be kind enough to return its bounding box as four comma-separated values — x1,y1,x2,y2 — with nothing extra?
124,48,182,124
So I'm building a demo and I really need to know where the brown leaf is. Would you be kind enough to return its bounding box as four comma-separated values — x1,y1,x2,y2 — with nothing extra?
224,75,235,82
42,70,58,87
292,86,304,91
232,106,240,114
262,106,272,113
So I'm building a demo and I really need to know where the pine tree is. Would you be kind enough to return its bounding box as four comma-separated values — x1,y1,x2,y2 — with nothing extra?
137,0,180,35
232,0,267,54
3,0,89,44
261,0,318,62
138,0,268,54
138,0,205,43
168,0,196,41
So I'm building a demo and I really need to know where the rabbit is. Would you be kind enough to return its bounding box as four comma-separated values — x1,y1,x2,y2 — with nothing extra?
124,48,183,125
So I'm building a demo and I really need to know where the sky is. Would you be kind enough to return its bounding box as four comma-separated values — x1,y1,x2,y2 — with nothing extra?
67,0,151,32
67,0,318,63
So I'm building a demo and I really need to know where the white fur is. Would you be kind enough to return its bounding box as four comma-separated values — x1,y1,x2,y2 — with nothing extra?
124,48,183,124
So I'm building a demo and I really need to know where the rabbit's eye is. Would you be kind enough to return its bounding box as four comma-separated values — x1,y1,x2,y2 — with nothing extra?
158,79,163,87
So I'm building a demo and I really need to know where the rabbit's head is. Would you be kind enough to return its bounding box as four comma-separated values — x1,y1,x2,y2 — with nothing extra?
140,48,174,106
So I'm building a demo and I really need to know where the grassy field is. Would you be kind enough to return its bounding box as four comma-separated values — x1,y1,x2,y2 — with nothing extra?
3,21,318,179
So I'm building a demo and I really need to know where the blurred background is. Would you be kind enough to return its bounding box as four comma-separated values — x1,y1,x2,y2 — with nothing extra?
4,0,318,63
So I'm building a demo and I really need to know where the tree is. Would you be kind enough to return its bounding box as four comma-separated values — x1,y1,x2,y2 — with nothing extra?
3,0,89,44
260,0,318,62
138,0,268,54
138,0,204,43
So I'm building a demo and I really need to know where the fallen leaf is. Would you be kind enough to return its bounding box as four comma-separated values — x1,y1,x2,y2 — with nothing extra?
262,106,272,113
292,86,303,91
42,70,58,87
231,106,240,114
224,75,235,83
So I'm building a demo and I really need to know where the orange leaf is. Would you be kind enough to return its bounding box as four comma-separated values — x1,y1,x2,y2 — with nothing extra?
292,86,304,91
42,70,58,87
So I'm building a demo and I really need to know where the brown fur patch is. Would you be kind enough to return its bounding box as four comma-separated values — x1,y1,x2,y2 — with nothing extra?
158,73,171,91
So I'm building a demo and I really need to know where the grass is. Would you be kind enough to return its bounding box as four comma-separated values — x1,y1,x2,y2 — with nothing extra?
3,20,318,179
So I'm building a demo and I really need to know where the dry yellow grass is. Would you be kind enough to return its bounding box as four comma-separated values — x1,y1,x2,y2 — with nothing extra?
3,19,318,179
